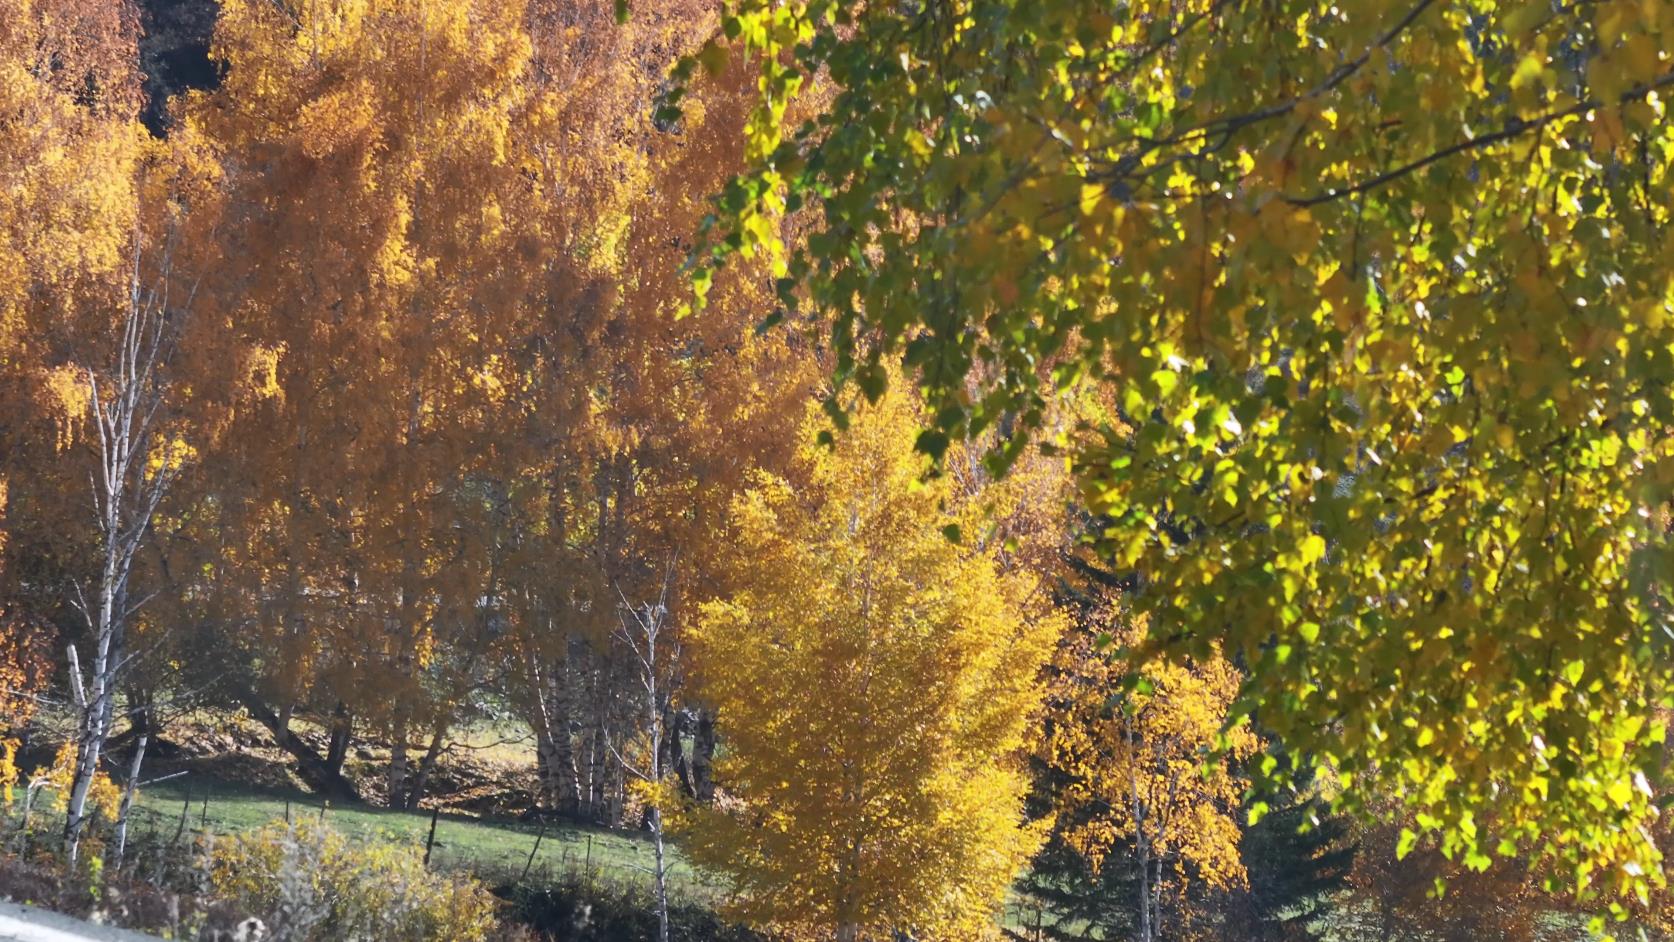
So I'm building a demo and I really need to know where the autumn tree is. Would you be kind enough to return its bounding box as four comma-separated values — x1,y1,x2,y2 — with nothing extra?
0,0,218,862
676,388,1060,941
1036,589,1258,942
686,0,1674,904
0,0,149,710
174,0,555,805
503,0,815,823
1324,806,1563,942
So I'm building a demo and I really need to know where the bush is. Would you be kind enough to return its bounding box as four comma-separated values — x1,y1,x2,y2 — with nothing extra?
208,818,498,942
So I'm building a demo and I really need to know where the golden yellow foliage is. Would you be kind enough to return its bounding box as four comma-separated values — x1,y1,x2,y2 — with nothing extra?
697,0,1674,902
1043,594,1259,939
36,741,121,824
0,739,19,805
677,387,1062,941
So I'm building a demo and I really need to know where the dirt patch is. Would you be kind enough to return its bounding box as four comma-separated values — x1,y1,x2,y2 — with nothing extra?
139,714,537,816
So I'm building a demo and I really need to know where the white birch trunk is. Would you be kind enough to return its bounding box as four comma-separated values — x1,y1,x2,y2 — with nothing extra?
65,229,185,863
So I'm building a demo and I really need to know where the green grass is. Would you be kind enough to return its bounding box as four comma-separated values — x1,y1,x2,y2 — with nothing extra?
96,777,718,900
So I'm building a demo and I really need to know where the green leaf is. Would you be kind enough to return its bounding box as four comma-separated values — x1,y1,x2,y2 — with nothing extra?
697,39,730,76
1397,828,1419,860
915,429,950,461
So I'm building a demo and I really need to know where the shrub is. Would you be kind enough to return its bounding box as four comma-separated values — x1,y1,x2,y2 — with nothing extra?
208,818,498,942
34,742,122,823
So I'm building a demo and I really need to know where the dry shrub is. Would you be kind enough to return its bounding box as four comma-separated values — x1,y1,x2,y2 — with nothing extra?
207,818,498,942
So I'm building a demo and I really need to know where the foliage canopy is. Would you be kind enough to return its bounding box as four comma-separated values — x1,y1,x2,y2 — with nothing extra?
683,0,1674,909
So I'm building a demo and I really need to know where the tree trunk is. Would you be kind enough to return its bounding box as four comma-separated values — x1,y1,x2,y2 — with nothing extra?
239,690,360,801
387,715,409,810
64,232,181,863
534,721,580,814
583,691,607,821
1127,719,1153,942
404,721,449,810
691,708,716,802
325,703,351,778
651,805,670,942
113,731,148,866
63,639,114,862
524,642,581,814
662,704,687,795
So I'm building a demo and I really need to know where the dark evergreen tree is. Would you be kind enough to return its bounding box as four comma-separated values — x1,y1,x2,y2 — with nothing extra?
1228,794,1356,941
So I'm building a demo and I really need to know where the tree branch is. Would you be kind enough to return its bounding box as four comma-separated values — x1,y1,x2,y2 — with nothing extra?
1285,70,1674,207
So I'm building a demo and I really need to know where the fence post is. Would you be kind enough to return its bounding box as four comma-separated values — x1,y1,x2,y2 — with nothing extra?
423,806,440,869
519,817,548,884
171,788,191,846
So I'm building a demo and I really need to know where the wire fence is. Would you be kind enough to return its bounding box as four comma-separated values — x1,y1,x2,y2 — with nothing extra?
2,786,1056,931
0,783,723,906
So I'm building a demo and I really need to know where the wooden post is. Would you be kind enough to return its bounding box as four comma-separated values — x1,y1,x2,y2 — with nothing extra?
16,786,35,856
319,800,329,825
171,787,191,846
423,806,440,868
520,817,548,883
584,833,593,879
284,798,291,824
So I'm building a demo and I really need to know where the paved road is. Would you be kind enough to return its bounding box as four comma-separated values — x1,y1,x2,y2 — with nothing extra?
0,903,159,942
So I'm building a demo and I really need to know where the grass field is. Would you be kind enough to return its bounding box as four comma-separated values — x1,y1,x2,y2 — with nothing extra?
35,776,718,901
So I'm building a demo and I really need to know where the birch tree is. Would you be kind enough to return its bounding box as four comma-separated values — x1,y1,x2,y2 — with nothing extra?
1042,600,1260,942
678,388,1061,941
610,568,679,942
64,226,192,862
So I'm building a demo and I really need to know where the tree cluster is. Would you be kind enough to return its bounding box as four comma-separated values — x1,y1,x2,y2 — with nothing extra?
5,0,1670,937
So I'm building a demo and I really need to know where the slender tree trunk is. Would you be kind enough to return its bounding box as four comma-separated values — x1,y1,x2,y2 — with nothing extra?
1126,718,1153,942
405,721,448,810
651,805,670,942
835,833,863,942
65,232,184,863
583,688,607,821
668,707,694,799
614,577,674,942
113,731,148,866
